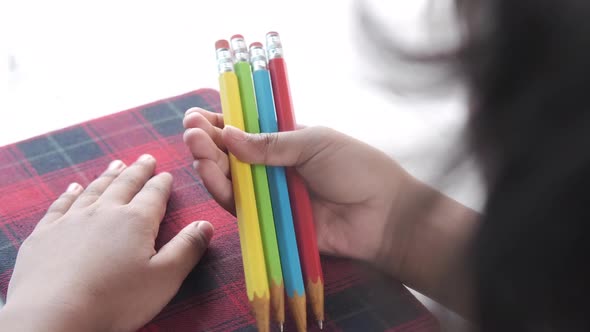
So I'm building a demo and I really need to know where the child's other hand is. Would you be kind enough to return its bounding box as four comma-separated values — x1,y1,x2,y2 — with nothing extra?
0,155,214,332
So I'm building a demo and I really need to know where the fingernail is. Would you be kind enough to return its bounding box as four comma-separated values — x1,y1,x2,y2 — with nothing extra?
192,160,199,169
107,160,125,171
196,221,214,241
138,154,154,162
225,125,248,141
67,182,81,193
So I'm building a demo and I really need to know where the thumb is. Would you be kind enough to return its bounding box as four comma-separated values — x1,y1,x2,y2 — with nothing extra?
150,221,214,279
221,125,331,167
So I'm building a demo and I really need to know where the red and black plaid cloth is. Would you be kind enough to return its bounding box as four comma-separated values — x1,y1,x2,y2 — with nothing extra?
0,89,439,331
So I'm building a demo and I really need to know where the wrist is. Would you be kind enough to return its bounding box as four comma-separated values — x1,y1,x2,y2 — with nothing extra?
386,176,480,317
373,172,426,277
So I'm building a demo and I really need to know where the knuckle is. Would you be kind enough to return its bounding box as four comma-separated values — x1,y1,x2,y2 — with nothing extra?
114,174,141,189
60,191,79,201
257,133,280,164
72,195,97,208
142,183,170,199
124,205,151,220
80,204,100,218
99,170,120,181
80,187,104,199
261,132,279,147
142,173,173,196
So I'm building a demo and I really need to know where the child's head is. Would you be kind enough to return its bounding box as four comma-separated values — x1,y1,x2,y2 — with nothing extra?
459,2,590,329
368,1,590,329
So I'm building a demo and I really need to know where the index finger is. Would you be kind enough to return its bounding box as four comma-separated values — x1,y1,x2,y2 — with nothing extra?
183,111,226,152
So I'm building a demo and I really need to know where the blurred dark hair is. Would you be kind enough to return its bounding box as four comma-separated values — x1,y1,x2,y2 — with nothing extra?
360,0,590,330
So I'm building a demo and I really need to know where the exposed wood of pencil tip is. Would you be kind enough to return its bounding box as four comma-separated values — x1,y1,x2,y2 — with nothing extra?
307,278,325,322
288,292,307,332
270,280,285,324
251,294,270,332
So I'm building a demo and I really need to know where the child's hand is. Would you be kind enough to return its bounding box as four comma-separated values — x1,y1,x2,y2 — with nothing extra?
183,108,416,275
0,155,214,332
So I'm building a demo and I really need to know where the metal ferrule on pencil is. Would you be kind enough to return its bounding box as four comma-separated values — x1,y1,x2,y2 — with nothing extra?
249,45,267,71
265,32,284,59
231,38,249,62
216,48,234,74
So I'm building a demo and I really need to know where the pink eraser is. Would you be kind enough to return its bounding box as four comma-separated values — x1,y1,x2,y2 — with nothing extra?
250,42,263,49
215,39,229,50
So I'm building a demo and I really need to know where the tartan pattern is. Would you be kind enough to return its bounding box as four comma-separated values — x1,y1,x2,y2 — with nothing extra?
0,89,439,332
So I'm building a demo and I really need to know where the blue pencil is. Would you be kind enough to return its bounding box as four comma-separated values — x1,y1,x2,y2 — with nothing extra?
249,41,307,332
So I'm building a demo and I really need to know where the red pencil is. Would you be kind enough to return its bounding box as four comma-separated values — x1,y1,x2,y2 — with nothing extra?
266,31,325,329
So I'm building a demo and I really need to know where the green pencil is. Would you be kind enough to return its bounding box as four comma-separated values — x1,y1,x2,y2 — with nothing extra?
231,34,285,329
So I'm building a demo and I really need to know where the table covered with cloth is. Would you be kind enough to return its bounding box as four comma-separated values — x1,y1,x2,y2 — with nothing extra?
0,89,439,332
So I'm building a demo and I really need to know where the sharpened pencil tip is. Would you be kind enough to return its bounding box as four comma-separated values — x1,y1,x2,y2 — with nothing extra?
279,322,284,332
318,320,323,330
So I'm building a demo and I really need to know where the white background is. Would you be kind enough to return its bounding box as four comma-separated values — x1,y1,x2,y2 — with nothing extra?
0,0,482,323
0,0,483,206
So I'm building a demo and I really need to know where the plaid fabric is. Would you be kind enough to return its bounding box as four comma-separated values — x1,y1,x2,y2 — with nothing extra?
0,89,439,332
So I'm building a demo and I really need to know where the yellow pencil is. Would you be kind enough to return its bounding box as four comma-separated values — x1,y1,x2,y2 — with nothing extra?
216,39,270,332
